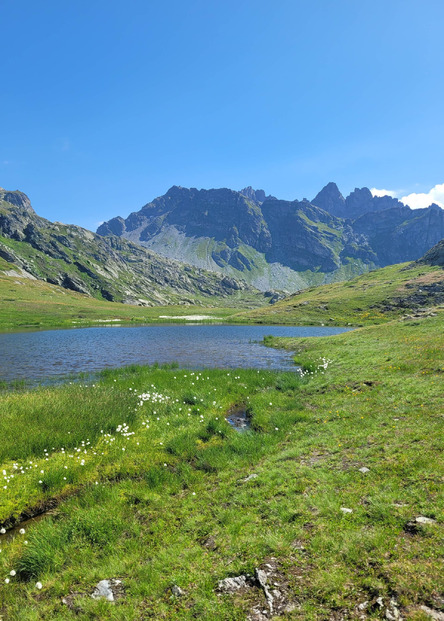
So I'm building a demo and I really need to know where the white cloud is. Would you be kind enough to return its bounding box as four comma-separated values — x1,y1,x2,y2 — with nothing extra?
400,183,444,209
370,188,397,198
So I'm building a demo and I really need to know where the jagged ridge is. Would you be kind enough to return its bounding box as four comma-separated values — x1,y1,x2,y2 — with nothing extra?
97,183,444,292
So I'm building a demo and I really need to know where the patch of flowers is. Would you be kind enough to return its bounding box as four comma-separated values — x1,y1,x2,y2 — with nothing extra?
300,356,333,378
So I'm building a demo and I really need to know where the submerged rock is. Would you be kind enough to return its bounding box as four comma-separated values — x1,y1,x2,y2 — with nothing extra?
226,406,251,431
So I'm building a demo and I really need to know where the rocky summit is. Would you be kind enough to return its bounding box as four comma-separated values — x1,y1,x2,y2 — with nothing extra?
97,183,444,292
0,189,258,306
418,237,444,267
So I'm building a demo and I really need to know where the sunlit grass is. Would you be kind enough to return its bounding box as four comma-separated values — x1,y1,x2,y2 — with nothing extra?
0,312,442,619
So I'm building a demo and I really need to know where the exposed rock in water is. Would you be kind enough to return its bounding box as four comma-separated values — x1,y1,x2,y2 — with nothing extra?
226,405,250,431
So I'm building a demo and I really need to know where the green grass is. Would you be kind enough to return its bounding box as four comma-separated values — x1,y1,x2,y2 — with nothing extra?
0,269,259,331
233,262,444,326
2,258,443,333
0,312,442,619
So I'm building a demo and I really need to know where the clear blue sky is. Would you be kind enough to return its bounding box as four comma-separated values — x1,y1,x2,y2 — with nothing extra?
1,0,444,229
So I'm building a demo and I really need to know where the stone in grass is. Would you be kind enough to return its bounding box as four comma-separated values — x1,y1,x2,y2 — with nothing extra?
171,585,184,597
91,579,123,602
255,568,274,613
385,597,402,620
340,507,353,514
419,605,444,620
218,575,249,593
357,601,369,611
359,467,370,473
203,535,217,550
415,516,436,525
243,473,258,482
404,516,437,534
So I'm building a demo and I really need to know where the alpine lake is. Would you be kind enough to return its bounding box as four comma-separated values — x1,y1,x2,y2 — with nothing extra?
0,323,350,383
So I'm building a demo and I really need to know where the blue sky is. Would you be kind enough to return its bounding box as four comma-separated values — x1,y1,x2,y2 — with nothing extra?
1,0,444,229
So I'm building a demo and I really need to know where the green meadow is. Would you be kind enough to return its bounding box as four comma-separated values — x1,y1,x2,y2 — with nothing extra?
2,257,442,333
234,262,444,326
0,307,442,619
0,260,257,331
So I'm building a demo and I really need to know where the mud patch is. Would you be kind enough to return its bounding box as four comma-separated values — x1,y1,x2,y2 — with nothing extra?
299,450,330,467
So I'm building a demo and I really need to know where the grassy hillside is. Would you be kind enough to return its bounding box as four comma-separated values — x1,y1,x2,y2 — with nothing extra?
233,262,444,326
0,263,261,331
2,258,443,332
0,312,442,619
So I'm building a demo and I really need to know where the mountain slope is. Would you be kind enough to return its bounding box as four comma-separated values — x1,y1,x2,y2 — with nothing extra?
97,186,381,291
233,239,444,326
0,189,260,307
98,183,444,293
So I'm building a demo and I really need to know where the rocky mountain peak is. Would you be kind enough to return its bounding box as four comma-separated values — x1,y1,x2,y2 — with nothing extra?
345,187,374,217
0,189,35,213
348,186,373,200
239,187,273,204
312,182,346,217
165,185,189,198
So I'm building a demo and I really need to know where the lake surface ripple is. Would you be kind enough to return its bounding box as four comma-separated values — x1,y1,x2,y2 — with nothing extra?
0,324,350,382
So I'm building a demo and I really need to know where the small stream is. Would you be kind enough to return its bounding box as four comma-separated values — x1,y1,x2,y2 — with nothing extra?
0,513,49,545
226,405,251,431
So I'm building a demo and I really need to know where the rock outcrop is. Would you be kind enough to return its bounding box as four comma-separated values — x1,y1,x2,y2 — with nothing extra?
0,190,259,306
417,238,444,267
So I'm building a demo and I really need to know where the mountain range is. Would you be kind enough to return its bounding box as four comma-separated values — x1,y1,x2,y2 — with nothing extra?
97,183,444,292
1,182,443,307
0,188,258,306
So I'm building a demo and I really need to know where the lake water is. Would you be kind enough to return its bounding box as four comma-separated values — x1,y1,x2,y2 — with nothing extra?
0,324,350,382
